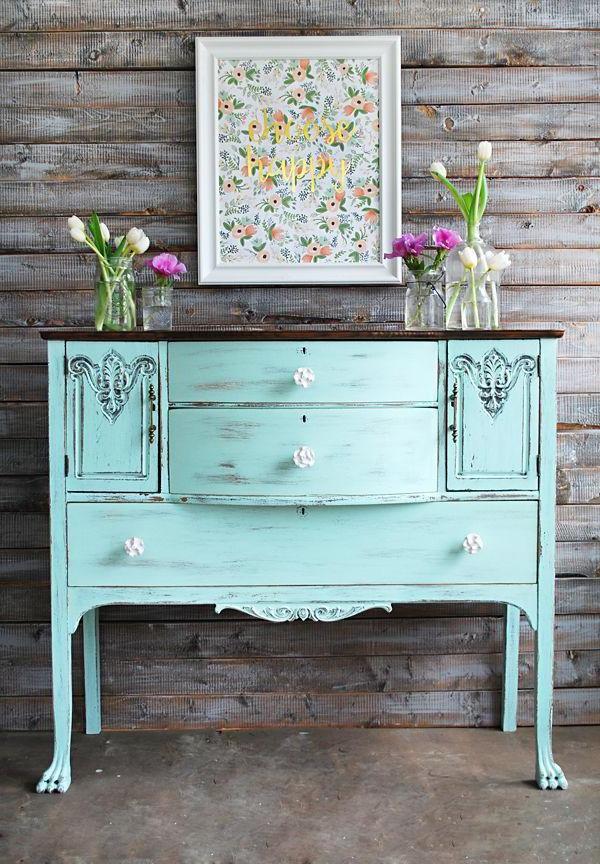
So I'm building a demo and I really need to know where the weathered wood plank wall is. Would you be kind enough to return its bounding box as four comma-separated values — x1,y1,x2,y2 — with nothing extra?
0,1,599,729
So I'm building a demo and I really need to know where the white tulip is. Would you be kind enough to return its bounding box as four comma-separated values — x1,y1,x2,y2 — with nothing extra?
126,227,145,245
458,246,478,270
113,236,124,248
486,250,511,271
429,161,447,179
69,226,87,243
477,141,492,162
67,215,85,232
129,232,150,254
100,222,110,242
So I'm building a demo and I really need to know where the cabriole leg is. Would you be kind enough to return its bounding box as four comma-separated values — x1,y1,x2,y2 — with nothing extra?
535,602,567,790
37,611,73,793
83,608,101,735
501,604,520,732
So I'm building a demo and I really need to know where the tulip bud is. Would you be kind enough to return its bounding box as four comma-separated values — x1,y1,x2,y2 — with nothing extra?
67,215,85,232
477,141,492,162
69,226,87,243
129,232,150,254
113,236,124,248
100,222,110,242
485,250,511,271
458,246,478,270
126,227,144,246
429,161,447,179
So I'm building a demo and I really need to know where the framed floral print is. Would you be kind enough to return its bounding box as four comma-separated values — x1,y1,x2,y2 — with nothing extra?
195,36,401,284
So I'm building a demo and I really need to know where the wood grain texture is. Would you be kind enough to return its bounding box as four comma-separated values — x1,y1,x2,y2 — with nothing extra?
0,286,596,331
4,652,600,697
0,1,598,730
1,28,598,70
2,1,598,31
2,215,600,256
3,142,600,183
0,252,597,289
0,439,48,474
556,543,600,577
3,616,599,662
3,68,600,107
1,687,598,732
2,104,599,144
3,178,599,216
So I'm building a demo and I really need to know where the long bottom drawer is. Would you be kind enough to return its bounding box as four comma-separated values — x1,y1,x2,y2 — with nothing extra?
67,501,538,587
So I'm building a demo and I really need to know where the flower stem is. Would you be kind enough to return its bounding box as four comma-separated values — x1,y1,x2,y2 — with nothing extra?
445,281,462,327
490,279,499,329
469,161,486,241
470,268,480,329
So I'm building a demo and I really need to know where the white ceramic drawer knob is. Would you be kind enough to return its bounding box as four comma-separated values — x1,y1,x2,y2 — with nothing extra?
463,533,484,555
293,446,316,468
293,367,315,388
124,537,145,557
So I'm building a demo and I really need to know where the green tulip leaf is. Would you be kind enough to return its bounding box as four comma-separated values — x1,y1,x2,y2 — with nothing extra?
114,236,128,258
88,212,106,259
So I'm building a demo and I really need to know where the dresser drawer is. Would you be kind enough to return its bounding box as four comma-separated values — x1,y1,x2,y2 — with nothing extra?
169,407,438,496
168,341,438,404
67,501,537,587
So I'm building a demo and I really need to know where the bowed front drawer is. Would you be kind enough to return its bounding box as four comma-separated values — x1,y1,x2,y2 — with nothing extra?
169,406,438,496
168,341,438,404
66,500,538,588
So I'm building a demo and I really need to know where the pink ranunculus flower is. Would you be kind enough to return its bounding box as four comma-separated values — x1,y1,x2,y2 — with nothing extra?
148,253,187,280
384,232,428,260
433,227,462,251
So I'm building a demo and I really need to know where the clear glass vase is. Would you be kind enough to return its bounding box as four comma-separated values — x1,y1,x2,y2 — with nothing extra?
444,229,500,330
404,269,445,330
95,258,136,331
142,283,173,330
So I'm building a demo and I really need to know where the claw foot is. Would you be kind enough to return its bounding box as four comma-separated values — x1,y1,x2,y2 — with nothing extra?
36,754,71,793
536,753,568,790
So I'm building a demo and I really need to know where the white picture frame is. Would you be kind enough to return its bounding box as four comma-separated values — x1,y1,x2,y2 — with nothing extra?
195,35,401,285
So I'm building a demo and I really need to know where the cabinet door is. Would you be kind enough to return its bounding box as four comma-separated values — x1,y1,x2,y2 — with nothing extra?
66,342,159,492
447,340,539,491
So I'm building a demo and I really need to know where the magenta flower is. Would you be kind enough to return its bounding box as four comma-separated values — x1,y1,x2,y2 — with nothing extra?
148,253,187,280
384,233,428,260
433,227,462,251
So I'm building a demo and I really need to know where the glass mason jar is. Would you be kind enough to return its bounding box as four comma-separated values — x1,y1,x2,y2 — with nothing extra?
142,283,173,330
404,269,445,330
444,229,500,330
94,258,136,331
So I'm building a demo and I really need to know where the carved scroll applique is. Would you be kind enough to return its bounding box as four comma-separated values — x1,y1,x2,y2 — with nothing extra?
451,348,536,419
215,602,393,623
68,350,156,423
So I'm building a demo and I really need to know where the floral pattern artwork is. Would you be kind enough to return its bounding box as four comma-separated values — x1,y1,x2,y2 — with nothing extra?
216,57,381,267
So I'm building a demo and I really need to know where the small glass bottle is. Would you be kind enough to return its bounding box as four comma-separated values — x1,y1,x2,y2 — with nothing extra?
404,269,445,330
142,283,173,330
95,257,136,331
444,228,498,330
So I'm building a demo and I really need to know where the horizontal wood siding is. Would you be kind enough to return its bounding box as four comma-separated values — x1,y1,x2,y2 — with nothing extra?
0,1,598,729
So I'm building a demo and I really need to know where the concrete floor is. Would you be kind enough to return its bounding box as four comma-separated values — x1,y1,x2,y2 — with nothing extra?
1,727,598,864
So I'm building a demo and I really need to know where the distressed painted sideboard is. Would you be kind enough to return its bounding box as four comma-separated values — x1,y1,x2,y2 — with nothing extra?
38,328,567,793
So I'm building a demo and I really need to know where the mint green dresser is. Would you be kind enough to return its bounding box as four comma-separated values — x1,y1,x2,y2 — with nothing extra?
38,328,567,793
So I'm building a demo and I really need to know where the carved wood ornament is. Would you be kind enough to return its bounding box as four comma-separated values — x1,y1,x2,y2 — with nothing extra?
215,602,393,622
68,350,156,423
450,348,536,419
